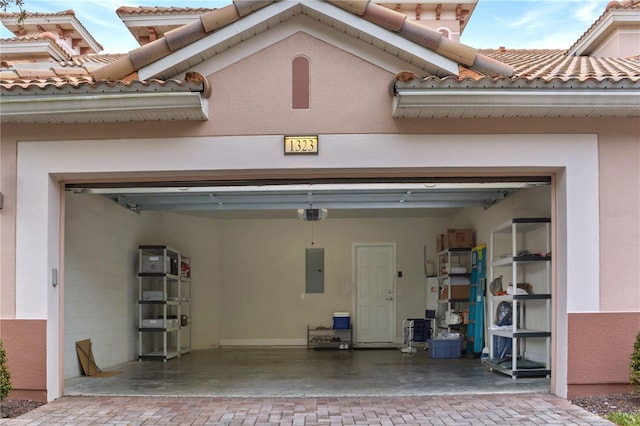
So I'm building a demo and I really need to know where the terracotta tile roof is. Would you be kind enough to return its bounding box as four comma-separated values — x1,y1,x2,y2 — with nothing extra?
1,9,75,19
0,53,132,90
0,77,204,94
480,49,640,81
3,1,639,96
116,6,217,16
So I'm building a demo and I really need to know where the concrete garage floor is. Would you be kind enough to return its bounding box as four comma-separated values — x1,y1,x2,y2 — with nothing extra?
64,348,550,397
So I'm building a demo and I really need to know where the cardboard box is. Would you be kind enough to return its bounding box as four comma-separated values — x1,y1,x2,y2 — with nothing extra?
428,338,462,359
439,285,470,300
444,229,474,249
436,234,445,252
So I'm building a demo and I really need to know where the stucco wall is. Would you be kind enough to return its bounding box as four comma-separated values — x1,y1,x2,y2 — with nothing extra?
0,29,638,399
567,312,640,398
0,320,47,401
598,132,640,312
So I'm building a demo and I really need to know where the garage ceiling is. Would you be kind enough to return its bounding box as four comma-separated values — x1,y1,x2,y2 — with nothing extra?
68,177,550,219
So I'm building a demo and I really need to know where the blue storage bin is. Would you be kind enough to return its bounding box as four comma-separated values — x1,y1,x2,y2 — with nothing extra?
428,338,462,359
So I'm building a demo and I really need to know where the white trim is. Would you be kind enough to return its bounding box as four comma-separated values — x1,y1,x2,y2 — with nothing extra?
393,89,640,118
0,92,208,124
16,133,598,400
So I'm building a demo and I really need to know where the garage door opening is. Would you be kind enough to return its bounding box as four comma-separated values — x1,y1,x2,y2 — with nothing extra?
62,175,554,396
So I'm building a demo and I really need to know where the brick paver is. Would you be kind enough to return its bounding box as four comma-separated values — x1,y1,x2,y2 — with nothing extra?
0,393,612,425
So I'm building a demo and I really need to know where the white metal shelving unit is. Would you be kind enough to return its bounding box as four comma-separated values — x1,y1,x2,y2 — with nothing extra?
436,248,472,336
484,218,552,378
138,245,191,361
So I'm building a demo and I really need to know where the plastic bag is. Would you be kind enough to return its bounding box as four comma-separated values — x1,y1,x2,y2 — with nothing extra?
495,301,512,326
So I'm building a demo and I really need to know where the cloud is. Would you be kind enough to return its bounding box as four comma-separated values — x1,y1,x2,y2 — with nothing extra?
573,0,607,22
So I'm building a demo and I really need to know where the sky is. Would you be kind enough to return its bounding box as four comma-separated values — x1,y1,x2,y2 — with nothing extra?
0,0,612,53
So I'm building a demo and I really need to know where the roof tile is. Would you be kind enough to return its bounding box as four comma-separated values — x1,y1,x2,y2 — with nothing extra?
480,49,640,81
116,6,217,16
200,5,240,33
14,68,56,79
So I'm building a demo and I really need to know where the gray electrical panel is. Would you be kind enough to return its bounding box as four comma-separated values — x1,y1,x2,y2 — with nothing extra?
305,248,324,293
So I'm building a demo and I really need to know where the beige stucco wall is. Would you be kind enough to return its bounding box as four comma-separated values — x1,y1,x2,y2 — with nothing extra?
592,30,640,58
598,130,640,311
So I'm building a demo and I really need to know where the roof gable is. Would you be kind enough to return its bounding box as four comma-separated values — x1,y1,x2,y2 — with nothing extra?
569,0,640,57
138,1,460,81
93,0,512,82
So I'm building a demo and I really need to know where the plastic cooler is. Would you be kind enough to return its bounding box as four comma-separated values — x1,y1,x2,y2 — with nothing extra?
333,312,351,329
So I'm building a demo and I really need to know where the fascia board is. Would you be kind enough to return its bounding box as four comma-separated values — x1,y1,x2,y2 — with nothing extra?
139,1,299,80
303,1,458,75
393,89,640,117
119,14,203,28
569,10,640,56
187,15,433,79
0,92,207,123
0,41,68,61
140,0,458,80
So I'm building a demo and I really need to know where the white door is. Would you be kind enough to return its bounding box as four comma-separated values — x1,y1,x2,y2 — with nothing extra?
354,244,396,345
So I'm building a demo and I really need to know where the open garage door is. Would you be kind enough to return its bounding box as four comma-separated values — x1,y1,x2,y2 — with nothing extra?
62,174,553,396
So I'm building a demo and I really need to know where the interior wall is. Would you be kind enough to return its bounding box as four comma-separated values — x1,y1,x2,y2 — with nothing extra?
216,216,451,345
159,212,222,349
63,193,162,378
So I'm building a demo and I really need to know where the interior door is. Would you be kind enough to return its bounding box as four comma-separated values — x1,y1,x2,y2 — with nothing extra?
355,244,396,345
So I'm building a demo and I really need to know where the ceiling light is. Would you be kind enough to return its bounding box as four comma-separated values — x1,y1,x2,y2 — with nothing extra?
297,208,328,221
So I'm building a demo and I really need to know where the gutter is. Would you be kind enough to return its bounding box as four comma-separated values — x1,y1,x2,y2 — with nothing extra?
0,91,208,123
392,87,640,118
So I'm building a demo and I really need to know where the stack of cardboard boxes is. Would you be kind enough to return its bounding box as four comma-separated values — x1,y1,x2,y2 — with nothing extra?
436,228,475,252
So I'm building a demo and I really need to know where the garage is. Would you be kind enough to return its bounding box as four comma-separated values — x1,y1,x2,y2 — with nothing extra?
61,173,553,396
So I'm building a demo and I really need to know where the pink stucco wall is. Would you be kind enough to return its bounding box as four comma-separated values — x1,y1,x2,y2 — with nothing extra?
0,320,47,401
0,33,639,398
568,312,640,398
598,130,640,311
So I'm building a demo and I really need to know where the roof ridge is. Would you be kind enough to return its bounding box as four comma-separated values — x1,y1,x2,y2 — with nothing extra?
116,6,218,16
0,9,75,18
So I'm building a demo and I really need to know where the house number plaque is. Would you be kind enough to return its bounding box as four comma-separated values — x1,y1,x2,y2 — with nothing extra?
284,136,318,155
